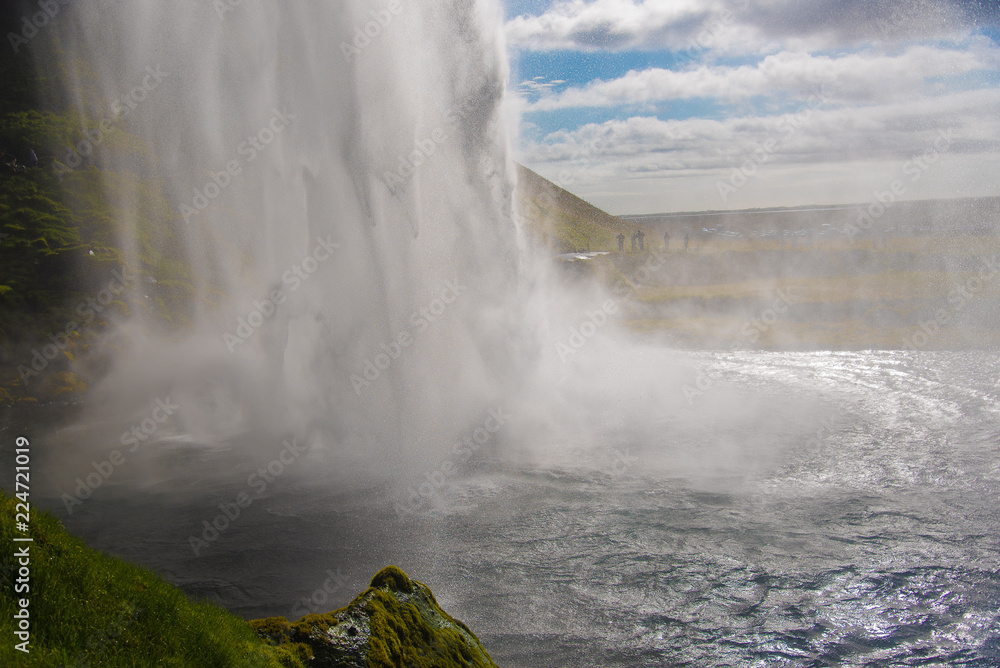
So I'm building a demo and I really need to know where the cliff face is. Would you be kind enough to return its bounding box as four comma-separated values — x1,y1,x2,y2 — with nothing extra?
0,11,196,407
250,565,498,668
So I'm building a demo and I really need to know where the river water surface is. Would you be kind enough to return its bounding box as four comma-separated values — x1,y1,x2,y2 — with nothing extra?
4,349,999,667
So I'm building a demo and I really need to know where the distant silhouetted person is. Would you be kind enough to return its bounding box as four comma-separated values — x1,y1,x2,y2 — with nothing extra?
26,149,37,168
630,231,637,251
683,233,689,251
636,229,645,251
663,231,669,250
617,232,625,252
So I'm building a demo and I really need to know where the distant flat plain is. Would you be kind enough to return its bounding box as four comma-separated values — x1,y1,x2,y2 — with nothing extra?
602,198,1000,350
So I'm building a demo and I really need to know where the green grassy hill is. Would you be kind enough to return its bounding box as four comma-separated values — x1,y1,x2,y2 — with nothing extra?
515,164,1000,350
514,163,650,252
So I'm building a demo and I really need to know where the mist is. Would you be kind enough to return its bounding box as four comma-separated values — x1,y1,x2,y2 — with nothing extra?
29,0,831,503
6,1,1000,664
34,0,539,489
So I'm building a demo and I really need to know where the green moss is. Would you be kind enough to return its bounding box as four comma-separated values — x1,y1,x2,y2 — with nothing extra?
363,587,494,668
289,610,341,637
370,564,414,594
250,567,499,668
249,616,295,645
0,491,302,668
274,642,314,666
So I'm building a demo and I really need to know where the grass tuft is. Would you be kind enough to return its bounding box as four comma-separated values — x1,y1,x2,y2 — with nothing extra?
0,491,301,668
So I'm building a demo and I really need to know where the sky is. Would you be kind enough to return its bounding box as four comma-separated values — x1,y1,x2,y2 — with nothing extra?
501,0,1000,214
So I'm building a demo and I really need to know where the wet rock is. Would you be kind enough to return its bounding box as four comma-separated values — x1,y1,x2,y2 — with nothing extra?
250,565,499,667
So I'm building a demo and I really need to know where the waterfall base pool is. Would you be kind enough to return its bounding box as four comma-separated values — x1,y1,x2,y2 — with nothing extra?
7,349,1000,667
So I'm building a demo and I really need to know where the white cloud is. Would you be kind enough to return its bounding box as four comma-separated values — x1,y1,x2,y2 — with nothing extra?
505,0,965,53
525,42,1000,111
506,1,1000,211
520,88,1000,182
505,0,722,51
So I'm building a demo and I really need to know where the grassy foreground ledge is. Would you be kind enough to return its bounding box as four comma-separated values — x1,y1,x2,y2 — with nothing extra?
0,494,498,667
0,492,300,667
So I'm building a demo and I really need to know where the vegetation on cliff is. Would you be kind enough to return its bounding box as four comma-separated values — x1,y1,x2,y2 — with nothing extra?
514,163,637,253
0,493,499,667
0,5,196,404
250,565,499,667
0,491,302,667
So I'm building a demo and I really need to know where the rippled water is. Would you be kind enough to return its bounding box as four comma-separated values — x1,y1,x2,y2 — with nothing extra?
6,350,1000,667
423,350,1000,666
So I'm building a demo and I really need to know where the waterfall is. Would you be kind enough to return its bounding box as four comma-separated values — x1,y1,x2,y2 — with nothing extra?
52,0,532,476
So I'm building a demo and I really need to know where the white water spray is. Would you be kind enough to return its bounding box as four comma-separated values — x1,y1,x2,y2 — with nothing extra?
52,0,537,477
43,0,818,505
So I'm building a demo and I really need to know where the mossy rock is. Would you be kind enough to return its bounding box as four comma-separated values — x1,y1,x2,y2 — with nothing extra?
369,564,414,594
251,566,498,668
250,616,295,645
